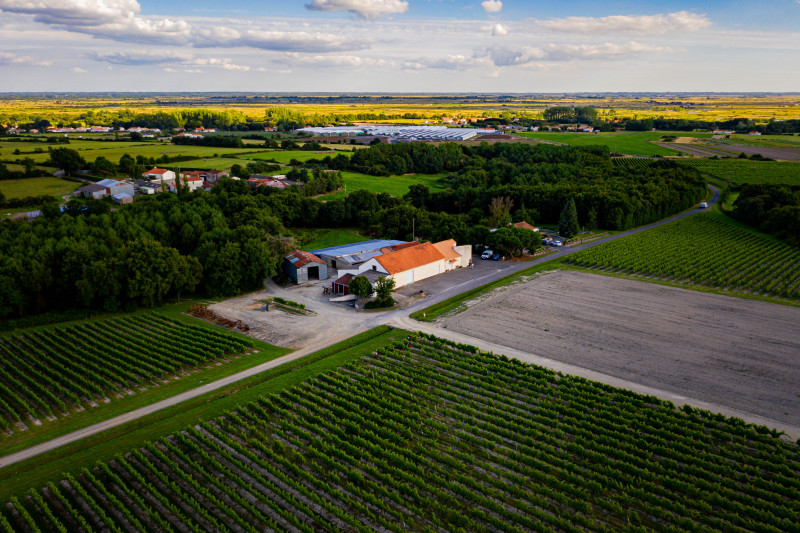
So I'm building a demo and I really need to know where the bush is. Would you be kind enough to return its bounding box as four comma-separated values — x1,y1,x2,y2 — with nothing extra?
365,296,395,309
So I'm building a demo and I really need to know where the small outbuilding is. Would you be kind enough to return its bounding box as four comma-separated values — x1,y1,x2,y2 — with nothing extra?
112,193,133,205
284,250,328,284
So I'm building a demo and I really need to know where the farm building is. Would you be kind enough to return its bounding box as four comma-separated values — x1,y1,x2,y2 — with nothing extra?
97,179,135,196
112,193,133,205
75,183,108,199
358,240,471,288
284,250,328,284
142,168,176,183
331,270,383,295
311,240,407,269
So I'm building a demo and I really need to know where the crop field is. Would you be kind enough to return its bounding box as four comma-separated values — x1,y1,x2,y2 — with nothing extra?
512,131,712,156
0,313,253,435
0,177,79,200
3,332,799,532
322,171,448,200
677,159,800,185
564,214,800,299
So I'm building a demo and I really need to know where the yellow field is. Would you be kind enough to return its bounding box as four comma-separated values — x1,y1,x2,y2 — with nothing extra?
2,94,799,127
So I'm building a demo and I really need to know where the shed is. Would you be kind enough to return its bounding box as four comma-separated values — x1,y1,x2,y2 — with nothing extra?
284,250,328,284
112,193,133,205
75,183,108,199
331,270,384,295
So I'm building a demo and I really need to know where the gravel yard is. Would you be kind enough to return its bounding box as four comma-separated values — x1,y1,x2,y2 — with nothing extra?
440,270,800,427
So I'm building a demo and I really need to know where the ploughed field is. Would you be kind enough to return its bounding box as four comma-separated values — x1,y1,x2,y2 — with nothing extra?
565,214,800,299
0,314,253,436
4,333,799,532
440,270,800,427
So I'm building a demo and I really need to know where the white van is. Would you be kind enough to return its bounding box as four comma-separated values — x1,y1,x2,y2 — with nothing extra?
700,202,708,208
481,249,493,260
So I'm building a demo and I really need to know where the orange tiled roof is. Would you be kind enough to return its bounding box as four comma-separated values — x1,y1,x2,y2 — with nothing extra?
513,221,537,231
286,250,325,268
432,239,461,262
375,242,446,275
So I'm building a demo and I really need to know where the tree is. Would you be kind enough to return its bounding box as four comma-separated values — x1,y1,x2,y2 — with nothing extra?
349,275,374,299
370,275,396,308
48,147,85,176
558,197,580,239
488,196,514,228
586,206,598,231
91,156,116,177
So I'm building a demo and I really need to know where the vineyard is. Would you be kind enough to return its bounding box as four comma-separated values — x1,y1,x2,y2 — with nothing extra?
564,214,800,299
676,159,800,185
611,158,657,169
4,333,799,532
0,314,253,435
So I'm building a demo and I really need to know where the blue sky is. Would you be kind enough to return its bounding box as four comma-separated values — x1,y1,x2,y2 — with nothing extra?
1,0,799,91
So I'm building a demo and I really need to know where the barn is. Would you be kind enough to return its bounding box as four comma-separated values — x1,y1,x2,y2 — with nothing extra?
284,250,328,284
310,240,406,270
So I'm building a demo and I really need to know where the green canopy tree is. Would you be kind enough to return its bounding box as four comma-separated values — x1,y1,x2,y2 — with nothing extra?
349,275,374,299
48,147,85,176
558,197,580,239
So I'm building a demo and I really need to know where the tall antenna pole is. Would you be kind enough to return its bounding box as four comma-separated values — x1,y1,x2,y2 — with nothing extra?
413,218,415,242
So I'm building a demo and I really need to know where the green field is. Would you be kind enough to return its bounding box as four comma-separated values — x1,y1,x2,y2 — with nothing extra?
712,134,800,148
322,171,448,200
0,177,78,200
565,212,800,300
677,159,800,185
298,228,370,251
4,332,798,532
513,131,712,156
243,149,353,164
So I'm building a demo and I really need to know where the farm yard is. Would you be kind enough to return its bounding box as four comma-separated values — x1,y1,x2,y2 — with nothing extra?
0,314,253,436
3,333,799,532
439,270,800,427
564,213,800,299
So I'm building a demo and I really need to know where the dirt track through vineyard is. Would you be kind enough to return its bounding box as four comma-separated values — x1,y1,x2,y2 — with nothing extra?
440,270,800,427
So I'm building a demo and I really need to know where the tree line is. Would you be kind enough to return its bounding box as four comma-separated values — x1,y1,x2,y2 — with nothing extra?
731,184,800,245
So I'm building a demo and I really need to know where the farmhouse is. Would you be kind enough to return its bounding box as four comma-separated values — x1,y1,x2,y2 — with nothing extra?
206,169,229,183
331,270,384,295
182,175,204,192
142,168,176,183
284,250,328,284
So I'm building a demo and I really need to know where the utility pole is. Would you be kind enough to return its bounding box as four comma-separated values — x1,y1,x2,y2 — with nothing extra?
412,217,415,242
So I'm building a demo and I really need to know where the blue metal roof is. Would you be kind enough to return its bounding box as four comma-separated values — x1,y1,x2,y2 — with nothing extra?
311,239,406,257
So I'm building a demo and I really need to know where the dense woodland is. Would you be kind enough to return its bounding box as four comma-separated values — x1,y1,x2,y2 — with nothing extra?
731,184,800,245
0,143,705,319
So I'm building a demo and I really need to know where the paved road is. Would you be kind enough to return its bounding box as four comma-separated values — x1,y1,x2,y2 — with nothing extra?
2,186,743,468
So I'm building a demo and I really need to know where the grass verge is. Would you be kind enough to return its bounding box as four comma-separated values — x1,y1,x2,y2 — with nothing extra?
0,325,404,501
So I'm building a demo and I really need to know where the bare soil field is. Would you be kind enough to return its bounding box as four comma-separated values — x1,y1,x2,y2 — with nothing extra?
440,270,800,426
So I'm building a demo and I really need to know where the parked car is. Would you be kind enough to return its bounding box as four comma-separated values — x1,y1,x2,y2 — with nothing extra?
481,249,493,259
700,202,708,208
491,253,501,261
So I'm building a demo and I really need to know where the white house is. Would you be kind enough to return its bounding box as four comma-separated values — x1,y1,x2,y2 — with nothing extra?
142,168,176,183
356,241,470,289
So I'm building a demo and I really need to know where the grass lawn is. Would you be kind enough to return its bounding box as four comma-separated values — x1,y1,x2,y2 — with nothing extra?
513,131,712,156
171,157,254,170
0,177,79,200
298,228,370,251
322,171,449,200
0,326,406,501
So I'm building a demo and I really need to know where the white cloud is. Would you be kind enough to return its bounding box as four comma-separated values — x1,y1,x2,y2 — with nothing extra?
0,0,191,43
305,0,408,20
279,53,391,69
486,41,666,66
402,54,490,70
491,23,507,36
71,66,87,72
89,50,249,70
537,11,711,35
0,51,51,66
481,0,502,14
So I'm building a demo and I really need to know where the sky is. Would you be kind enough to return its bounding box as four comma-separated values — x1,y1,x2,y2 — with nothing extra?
0,0,799,92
